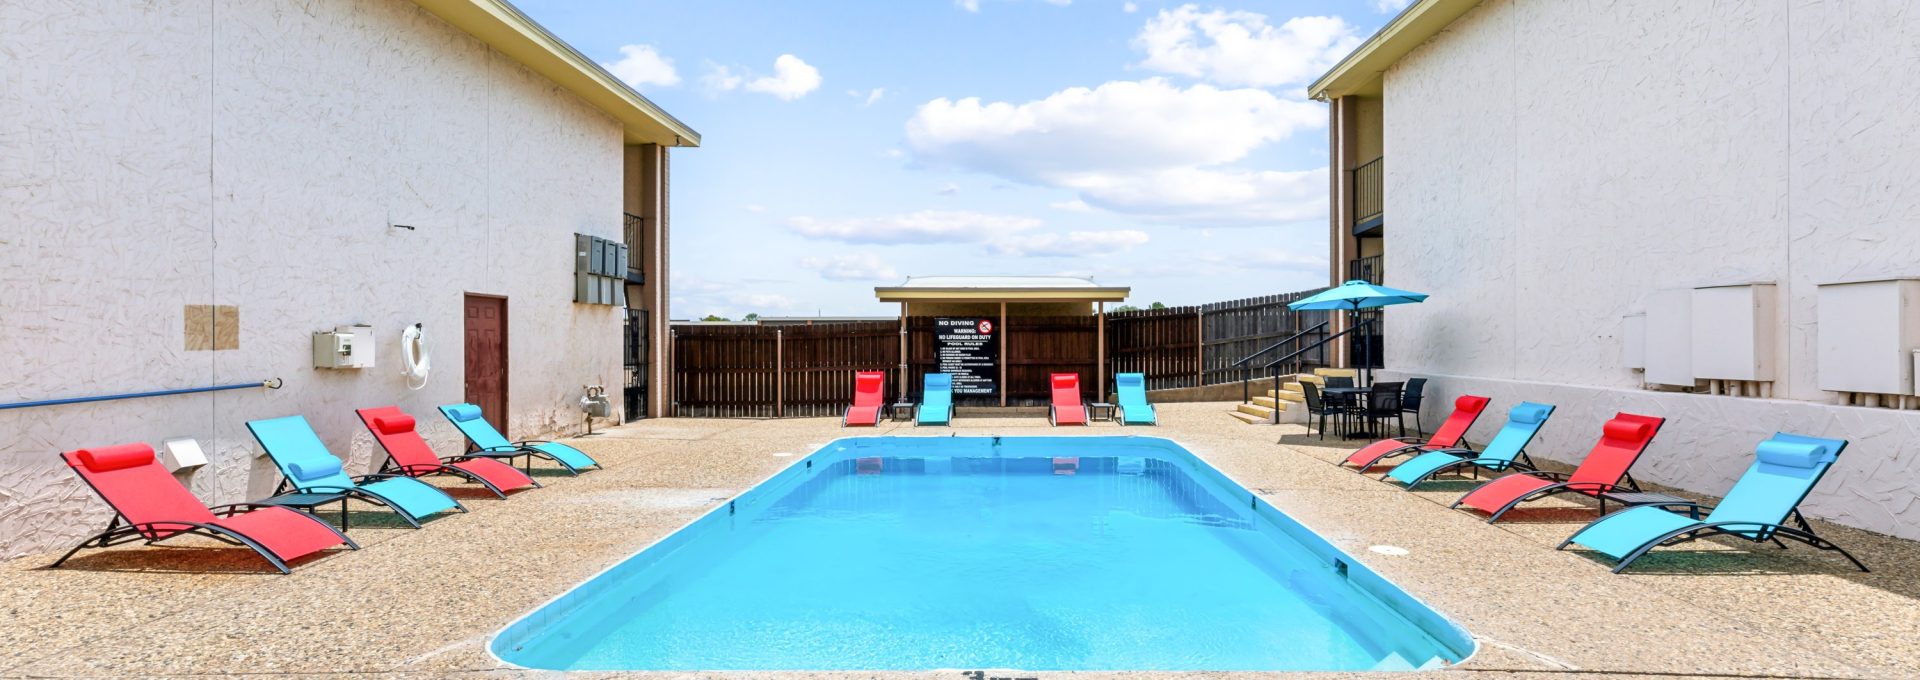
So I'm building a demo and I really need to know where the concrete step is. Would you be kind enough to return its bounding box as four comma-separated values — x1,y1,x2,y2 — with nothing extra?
1226,410,1268,425
1250,395,1285,409
1313,367,1360,379
1271,389,1305,403
1235,402,1277,419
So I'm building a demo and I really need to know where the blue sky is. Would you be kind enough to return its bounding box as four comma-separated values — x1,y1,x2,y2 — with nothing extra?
515,0,1410,318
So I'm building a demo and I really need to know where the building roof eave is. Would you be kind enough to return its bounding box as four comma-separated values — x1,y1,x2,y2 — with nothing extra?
411,0,701,147
1307,0,1485,101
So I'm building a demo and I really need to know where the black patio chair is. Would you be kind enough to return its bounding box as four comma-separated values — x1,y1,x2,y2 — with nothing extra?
1401,377,1427,434
1362,381,1404,438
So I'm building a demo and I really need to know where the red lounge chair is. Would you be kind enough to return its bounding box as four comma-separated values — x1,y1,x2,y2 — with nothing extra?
1342,395,1491,472
1049,373,1088,426
53,443,356,574
357,406,539,499
1453,412,1665,523
843,371,886,427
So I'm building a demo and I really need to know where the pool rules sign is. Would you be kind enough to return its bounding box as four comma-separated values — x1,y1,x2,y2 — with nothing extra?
935,318,998,397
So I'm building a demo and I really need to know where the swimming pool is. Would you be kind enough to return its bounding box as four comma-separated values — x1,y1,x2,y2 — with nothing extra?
493,436,1473,671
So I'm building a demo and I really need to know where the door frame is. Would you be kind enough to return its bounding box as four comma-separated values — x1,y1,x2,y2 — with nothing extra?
464,292,509,434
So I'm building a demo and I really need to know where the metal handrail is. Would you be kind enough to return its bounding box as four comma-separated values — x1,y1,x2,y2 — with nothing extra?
1236,321,1330,403
1226,321,1329,369
1262,319,1367,372
1260,320,1371,423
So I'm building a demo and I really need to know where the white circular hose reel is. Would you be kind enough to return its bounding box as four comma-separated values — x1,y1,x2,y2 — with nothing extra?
400,323,431,390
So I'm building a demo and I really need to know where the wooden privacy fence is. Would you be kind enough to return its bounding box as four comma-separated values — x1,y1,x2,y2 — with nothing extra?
671,291,1330,416
672,322,897,417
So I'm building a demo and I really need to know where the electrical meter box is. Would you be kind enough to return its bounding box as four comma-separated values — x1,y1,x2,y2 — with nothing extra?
313,324,375,369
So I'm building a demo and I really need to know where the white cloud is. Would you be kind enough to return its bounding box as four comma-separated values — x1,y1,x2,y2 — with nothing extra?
799,253,901,282
905,78,1325,226
848,87,886,106
1374,0,1414,14
1134,5,1361,89
704,55,822,100
936,182,960,195
788,210,1042,245
702,63,743,93
987,229,1150,257
743,203,767,213
1123,1,1139,12
672,272,798,319
603,44,680,90
747,55,822,100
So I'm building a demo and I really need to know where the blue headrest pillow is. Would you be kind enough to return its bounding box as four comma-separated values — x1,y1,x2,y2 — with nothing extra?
446,404,484,422
288,457,344,481
1509,403,1552,425
1755,440,1830,469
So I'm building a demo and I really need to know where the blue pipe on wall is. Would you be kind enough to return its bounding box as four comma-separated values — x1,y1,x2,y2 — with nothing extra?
0,378,282,411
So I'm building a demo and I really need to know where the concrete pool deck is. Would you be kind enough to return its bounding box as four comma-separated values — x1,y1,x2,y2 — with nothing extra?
2,402,1916,679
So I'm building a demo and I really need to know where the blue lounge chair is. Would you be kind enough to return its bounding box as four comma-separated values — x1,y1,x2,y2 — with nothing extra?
1114,372,1156,425
246,415,464,529
438,403,600,475
1558,433,1867,573
918,373,953,426
1384,402,1553,489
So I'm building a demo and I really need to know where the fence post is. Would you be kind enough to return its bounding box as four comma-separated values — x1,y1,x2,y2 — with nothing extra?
1194,309,1204,387
775,328,784,418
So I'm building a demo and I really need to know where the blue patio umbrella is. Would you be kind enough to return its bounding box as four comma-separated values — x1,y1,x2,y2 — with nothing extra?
1287,280,1429,385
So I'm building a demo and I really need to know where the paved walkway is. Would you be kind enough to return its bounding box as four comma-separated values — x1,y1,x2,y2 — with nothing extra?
3,403,1915,678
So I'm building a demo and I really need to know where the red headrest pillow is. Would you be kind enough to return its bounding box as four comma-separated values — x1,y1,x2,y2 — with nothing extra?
374,414,417,434
1602,419,1652,443
1454,395,1489,412
78,443,156,472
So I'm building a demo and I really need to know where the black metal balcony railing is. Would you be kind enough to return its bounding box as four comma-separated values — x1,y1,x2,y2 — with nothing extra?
1352,156,1383,235
623,212,645,285
1349,254,1383,285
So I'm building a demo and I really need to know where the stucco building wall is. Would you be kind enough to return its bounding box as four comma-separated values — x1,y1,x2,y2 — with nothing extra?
1380,0,1920,539
0,0,627,558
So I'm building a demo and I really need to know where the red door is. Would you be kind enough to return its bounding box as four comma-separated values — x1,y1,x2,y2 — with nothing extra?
464,294,509,435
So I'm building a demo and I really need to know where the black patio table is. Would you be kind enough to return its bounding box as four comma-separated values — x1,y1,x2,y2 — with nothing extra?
1321,386,1373,439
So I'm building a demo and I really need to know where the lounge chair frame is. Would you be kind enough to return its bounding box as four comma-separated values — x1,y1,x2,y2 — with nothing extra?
270,475,467,529
464,441,600,475
50,498,356,575
1450,469,1643,522
1389,448,1537,490
360,408,545,499
1558,502,1868,573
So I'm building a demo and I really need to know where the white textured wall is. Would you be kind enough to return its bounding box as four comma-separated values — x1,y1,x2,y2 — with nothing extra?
1382,0,1920,539
0,0,626,558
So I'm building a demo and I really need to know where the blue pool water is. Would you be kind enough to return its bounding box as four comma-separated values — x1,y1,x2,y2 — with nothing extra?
493,437,1472,671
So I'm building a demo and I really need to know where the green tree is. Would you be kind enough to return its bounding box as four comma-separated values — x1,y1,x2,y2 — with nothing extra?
701,314,730,322
1111,304,1139,313
743,313,760,321
1149,301,1167,310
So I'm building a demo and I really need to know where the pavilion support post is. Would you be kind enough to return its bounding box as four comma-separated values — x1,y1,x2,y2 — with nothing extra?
999,302,1008,407
898,302,909,399
1097,302,1107,402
